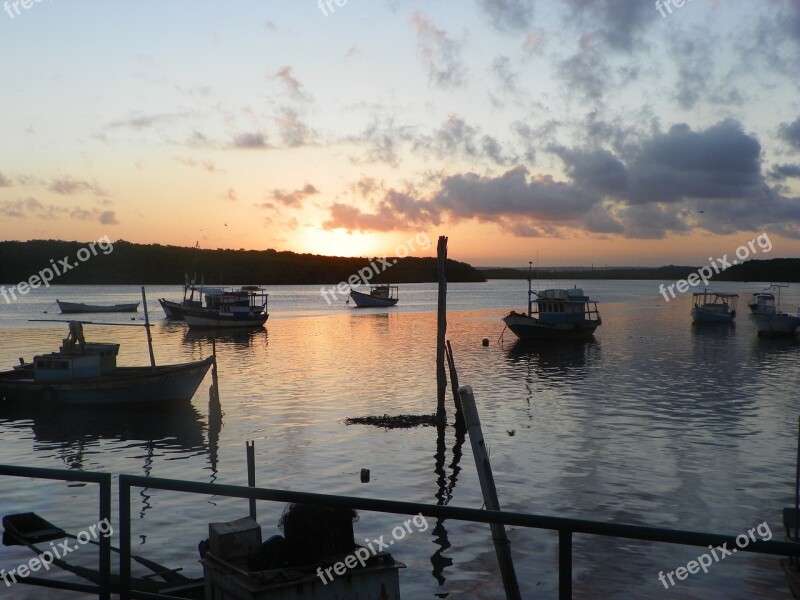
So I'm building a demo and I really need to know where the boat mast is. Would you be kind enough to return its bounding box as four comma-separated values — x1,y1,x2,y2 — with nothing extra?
527,260,533,317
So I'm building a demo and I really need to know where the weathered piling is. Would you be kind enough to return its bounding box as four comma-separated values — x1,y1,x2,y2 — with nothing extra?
436,236,448,422
445,340,465,431
246,441,256,521
140,287,156,370
459,385,521,600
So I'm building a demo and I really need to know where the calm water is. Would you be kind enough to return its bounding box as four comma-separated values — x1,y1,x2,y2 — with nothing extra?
1,280,799,599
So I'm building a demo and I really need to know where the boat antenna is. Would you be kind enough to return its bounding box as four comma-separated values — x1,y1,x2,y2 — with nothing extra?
141,286,157,370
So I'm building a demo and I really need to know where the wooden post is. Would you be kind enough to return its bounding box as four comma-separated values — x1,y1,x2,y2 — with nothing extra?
436,236,448,422
140,286,156,370
246,440,256,521
460,385,521,600
445,340,465,430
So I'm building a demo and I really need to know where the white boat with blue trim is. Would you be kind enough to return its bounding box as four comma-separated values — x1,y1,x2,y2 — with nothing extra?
502,273,602,341
691,290,738,323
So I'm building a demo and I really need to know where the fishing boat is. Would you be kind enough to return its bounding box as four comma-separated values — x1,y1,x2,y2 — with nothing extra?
502,270,601,340
751,284,800,337
158,275,210,319
691,290,738,323
0,322,213,405
748,291,776,313
182,286,269,329
349,285,399,308
57,300,139,314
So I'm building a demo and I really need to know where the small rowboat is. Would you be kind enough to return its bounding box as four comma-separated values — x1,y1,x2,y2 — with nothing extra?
57,300,139,314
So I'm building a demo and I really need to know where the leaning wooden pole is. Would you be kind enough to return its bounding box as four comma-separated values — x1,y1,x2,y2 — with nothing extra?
436,236,448,422
460,385,521,600
140,286,156,370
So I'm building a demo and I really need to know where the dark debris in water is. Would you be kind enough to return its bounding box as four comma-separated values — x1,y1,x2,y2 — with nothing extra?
344,413,440,429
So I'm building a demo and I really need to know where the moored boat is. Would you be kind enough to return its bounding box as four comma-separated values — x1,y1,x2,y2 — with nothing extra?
751,284,800,337
749,291,776,313
158,275,209,319
57,300,139,314
691,290,738,323
502,268,601,341
182,286,269,329
0,322,212,405
349,285,399,308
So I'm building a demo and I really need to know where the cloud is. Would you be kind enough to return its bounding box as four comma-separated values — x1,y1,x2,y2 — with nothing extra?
0,172,11,187
322,119,800,240
413,115,516,166
557,35,611,101
768,163,800,181
173,156,222,172
69,206,120,225
476,0,534,32
0,197,67,220
778,117,800,151
268,183,319,207
563,0,652,51
49,176,109,197
106,112,188,130
409,12,466,89
222,188,237,202
275,108,314,147
231,132,268,148
274,66,312,103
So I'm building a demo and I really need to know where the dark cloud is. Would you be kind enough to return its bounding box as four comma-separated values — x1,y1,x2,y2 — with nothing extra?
409,12,466,89
626,120,763,204
268,184,319,208
322,119,800,240
413,115,516,166
768,163,800,180
99,210,119,225
778,117,800,151
231,132,268,149
563,0,652,51
476,0,534,32
49,176,109,197
550,146,628,195
557,36,611,101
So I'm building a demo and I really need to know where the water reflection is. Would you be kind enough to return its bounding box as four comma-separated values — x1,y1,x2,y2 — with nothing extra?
502,338,599,385
0,403,207,467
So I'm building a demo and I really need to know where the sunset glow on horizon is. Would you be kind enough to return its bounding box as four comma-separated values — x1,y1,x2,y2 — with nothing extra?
1,2,799,267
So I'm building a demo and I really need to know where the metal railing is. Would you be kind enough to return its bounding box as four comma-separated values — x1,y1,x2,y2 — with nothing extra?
117,474,800,600
0,464,111,600
2,464,800,599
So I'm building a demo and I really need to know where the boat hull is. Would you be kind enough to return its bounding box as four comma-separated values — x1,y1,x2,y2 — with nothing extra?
502,312,599,340
182,308,269,329
57,300,139,314
691,308,736,323
0,357,213,405
159,298,186,319
752,313,800,336
349,290,399,308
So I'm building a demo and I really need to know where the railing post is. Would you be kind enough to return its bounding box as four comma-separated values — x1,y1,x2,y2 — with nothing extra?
559,529,572,600
119,474,132,600
98,473,112,600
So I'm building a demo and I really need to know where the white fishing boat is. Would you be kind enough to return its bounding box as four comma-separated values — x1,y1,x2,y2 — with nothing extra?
182,286,269,329
691,290,738,323
751,284,800,337
502,267,601,341
748,291,776,314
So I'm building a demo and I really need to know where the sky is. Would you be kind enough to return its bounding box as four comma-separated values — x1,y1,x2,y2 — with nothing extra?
0,0,799,267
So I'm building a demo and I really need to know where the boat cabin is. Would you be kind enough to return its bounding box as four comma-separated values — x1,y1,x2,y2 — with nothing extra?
369,285,398,301
34,343,119,381
529,288,601,322
203,287,268,314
